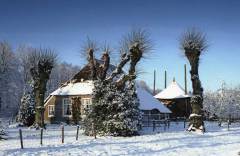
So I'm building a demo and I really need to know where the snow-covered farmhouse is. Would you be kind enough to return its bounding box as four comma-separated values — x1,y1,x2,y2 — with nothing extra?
154,79,191,119
44,61,171,124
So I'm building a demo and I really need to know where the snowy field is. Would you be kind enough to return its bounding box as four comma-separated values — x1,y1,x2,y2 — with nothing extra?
0,121,240,156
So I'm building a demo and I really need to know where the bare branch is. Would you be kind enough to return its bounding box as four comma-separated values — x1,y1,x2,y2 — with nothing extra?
28,47,57,81
106,52,130,81
0,41,13,74
81,37,98,59
16,45,35,84
179,28,208,54
120,28,152,57
108,29,152,81
99,43,111,80
116,74,136,89
101,42,111,55
112,29,152,88
81,38,98,80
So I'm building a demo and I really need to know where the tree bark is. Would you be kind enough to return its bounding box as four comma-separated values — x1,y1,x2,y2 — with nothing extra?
186,51,205,132
34,78,47,129
32,62,52,129
88,49,97,80
115,43,142,89
106,53,130,82
99,52,110,80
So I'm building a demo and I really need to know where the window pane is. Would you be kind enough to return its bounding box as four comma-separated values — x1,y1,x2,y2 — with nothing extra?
64,98,70,105
49,105,54,116
63,98,72,116
66,104,72,115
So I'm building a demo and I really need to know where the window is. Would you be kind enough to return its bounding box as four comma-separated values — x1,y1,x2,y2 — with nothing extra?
82,98,92,109
48,105,55,117
63,98,72,117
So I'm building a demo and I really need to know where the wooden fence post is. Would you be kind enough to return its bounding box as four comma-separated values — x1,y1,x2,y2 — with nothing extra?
76,125,79,140
148,115,150,127
19,129,23,149
152,120,155,132
61,125,64,143
12,115,14,123
92,123,96,139
227,119,230,131
184,118,186,129
218,119,222,127
164,120,167,131
40,128,43,145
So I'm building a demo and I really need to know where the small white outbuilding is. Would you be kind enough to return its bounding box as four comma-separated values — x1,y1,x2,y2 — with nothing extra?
154,80,191,118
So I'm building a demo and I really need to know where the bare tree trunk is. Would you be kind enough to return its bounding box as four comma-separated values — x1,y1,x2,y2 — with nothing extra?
99,52,110,80
187,53,205,132
34,78,47,129
116,44,142,88
88,49,97,80
106,53,130,82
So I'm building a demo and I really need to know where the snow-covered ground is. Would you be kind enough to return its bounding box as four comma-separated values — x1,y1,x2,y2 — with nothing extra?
0,121,240,156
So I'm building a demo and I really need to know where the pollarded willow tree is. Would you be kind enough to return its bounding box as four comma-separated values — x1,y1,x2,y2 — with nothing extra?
28,48,57,129
83,29,151,136
179,28,208,132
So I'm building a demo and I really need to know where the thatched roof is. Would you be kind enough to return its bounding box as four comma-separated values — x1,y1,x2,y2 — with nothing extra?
72,59,118,82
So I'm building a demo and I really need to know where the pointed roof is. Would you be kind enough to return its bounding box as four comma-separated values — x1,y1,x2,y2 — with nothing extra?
154,80,191,100
137,86,171,113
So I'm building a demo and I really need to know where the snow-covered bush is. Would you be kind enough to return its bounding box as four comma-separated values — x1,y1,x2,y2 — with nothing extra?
83,80,110,136
103,81,141,136
203,84,240,120
17,92,35,126
83,80,141,136
0,120,6,140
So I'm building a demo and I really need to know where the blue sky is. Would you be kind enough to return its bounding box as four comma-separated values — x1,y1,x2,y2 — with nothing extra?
0,0,240,91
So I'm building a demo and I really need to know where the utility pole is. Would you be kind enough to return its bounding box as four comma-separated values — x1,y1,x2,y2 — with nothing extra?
153,70,156,95
184,64,187,95
164,70,167,89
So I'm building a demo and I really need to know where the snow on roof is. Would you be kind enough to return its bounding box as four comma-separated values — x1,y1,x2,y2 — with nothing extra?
154,80,191,99
50,81,171,113
137,87,172,113
50,81,94,96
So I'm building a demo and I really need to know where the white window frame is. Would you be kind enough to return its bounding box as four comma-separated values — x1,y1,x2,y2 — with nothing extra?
82,98,92,110
48,105,55,117
62,98,72,117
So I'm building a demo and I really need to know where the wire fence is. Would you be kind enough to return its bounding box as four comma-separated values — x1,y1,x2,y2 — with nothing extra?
11,118,239,150
16,125,82,149
4,112,240,150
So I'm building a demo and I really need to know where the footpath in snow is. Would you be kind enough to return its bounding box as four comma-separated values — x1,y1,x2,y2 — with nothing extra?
0,121,240,156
